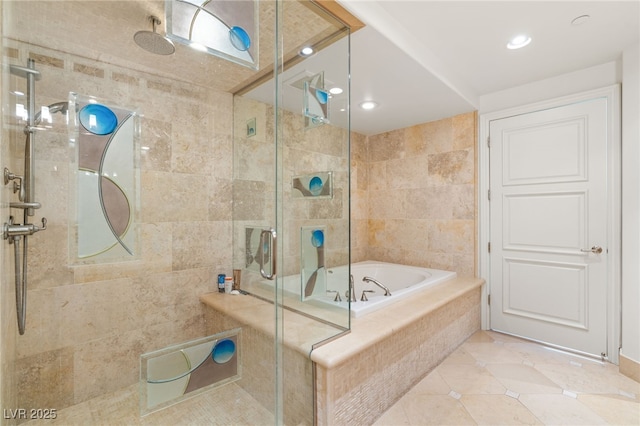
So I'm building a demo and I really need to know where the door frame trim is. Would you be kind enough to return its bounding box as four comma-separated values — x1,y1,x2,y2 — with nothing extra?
478,85,621,363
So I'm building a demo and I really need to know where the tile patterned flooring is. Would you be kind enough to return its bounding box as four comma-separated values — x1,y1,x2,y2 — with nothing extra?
24,330,640,425
375,330,640,426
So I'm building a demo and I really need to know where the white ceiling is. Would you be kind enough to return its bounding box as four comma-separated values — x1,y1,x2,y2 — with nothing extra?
10,1,637,137
305,0,639,136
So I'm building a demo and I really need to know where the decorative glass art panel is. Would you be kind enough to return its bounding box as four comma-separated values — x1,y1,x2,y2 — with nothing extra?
301,226,326,301
166,0,258,70
245,226,272,275
292,172,333,198
68,92,140,263
140,329,241,415
303,72,329,128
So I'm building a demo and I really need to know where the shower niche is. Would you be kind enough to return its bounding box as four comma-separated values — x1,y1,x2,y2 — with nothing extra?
68,92,141,264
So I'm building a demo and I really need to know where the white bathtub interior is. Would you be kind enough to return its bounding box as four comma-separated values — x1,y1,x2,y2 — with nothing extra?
243,261,457,318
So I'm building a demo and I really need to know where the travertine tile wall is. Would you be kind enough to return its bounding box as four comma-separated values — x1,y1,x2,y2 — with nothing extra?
350,131,368,263
350,112,477,276
4,41,233,412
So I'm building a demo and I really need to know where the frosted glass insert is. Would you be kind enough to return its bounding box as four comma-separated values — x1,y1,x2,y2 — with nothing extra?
69,92,140,263
141,329,241,415
167,0,258,70
301,226,326,301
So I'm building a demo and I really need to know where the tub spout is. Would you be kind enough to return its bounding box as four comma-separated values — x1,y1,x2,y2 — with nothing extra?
362,276,392,296
346,274,357,302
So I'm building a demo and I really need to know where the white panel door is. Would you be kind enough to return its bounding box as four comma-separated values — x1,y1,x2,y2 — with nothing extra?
489,97,608,358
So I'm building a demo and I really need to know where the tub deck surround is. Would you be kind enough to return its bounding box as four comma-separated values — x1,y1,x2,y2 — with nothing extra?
311,276,483,369
199,275,482,359
199,291,347,356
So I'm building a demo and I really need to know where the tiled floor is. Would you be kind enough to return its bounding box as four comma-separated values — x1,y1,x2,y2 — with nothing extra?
24,330,640,425
23,382,274,425
375,330,640,426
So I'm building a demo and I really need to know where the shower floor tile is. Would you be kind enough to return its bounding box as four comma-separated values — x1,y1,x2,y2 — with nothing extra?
22,382,274,426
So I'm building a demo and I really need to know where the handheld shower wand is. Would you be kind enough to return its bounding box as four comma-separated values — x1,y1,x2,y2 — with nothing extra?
3,60,64,335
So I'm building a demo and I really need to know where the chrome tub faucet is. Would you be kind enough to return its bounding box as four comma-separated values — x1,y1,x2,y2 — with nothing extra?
362,276,392,296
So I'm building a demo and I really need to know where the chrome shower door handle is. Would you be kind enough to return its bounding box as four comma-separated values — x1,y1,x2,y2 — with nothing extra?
581,246,603,254
259,228,277,280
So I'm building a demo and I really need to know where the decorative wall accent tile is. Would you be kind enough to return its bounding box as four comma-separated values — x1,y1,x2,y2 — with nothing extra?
5,47,19,58
140,329,241,415
303,72,329,128
292,172,333,198
167,0,258,70
29,52,63,68
72,63,105,78
69,93,140,263
111,72,140,86
147,79,172,93
301,226,326,300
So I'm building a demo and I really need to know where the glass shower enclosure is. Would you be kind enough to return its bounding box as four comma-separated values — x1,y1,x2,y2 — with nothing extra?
1,0,352,424
233,3,352,330
230,2,352,423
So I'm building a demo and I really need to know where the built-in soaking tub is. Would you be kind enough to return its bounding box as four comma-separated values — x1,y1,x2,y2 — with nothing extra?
242,261,457,320
325,261,457,317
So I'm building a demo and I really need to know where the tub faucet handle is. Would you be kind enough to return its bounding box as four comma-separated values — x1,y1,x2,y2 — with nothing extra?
361,290,375,302
327,290,342,302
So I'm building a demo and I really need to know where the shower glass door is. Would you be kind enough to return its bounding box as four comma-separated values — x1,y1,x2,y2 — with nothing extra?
232,1,351,423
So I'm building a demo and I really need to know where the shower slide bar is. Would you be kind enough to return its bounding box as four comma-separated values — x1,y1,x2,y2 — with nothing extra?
3,59,49,335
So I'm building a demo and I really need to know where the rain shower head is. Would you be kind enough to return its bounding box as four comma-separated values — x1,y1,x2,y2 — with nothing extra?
134,16,175,56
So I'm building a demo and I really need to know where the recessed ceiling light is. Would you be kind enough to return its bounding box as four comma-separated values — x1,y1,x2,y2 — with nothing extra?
300,46,314,56
507,34,532,50
571,15,590,26
360,101,378,110
329,87,343,95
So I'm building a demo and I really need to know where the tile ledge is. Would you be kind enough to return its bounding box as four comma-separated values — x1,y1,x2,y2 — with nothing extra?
310,276,484,369
200,277,484,367
199,292,344,357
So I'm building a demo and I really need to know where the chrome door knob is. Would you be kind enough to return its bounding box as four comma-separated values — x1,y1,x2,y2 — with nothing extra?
581,246,603,254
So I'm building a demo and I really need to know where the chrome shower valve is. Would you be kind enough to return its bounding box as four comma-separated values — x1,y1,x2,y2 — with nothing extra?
3,216,47,241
